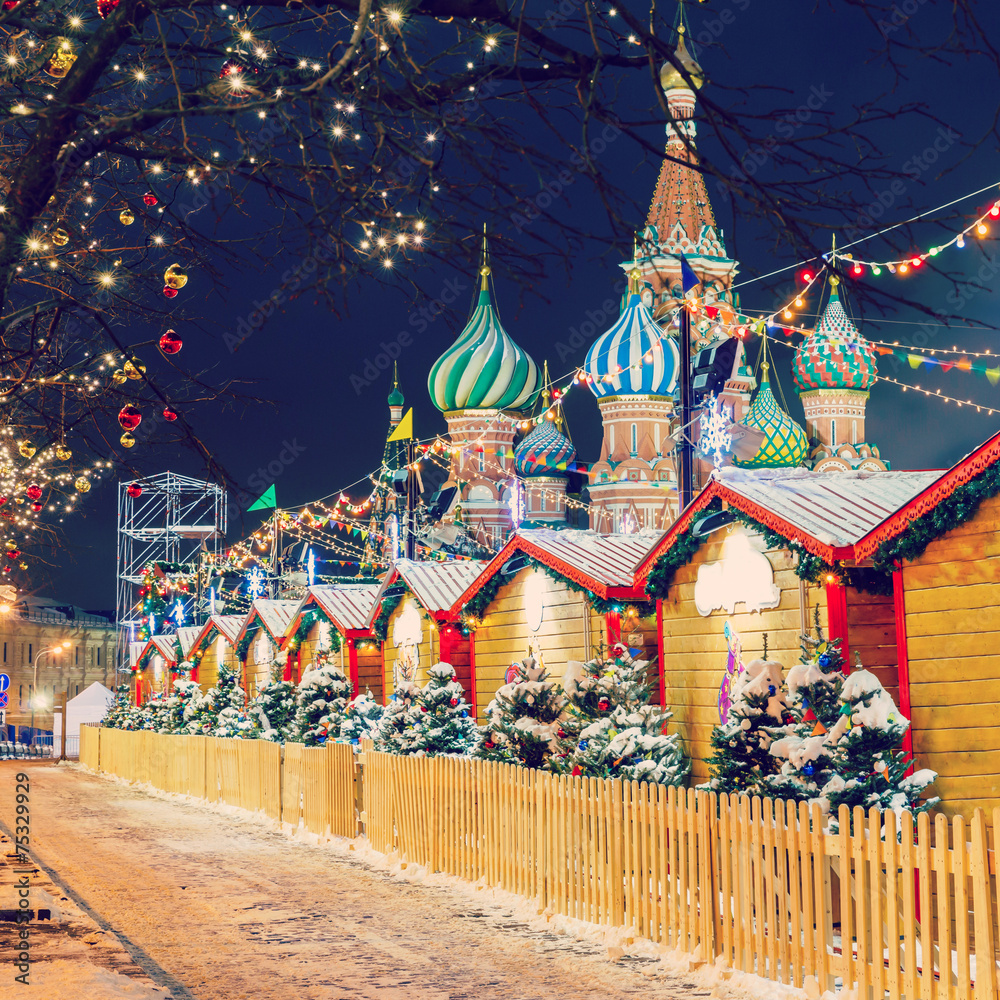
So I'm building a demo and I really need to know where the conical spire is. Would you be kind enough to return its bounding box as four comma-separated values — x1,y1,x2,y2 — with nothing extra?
388,361,405,410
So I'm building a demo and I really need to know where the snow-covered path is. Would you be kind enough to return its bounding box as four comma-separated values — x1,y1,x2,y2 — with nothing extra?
0,763,713,1000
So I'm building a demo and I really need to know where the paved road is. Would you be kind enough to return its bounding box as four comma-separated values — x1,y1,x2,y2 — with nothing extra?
0,763,709,1000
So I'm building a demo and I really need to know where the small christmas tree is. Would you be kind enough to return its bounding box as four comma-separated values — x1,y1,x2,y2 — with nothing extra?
250,668,298,742
339,693,384,744
290,663,352,746
553,648,689,785
474,656,565,769
702,658,792,796
819,665,938,830
411,662,478,756
102,684,135,729
159,679,203,734
767,609,846,801
214,705,257,738
373,681,422,753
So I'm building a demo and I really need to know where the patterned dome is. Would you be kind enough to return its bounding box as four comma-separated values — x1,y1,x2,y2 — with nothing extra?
734,366,808,469
793,289,877,392
428,282,540,413
514,419,576,478
584,293,680,400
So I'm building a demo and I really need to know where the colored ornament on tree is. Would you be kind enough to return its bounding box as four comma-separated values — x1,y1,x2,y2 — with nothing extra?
44,46,77,79
97,0,119,16
143,193,158,207
127,484,142,498
373,681,422,753
119,207,134,225
290,663,352,746
6,549,19,560
410,663,477,756
55,444,71,461
25,484,42,501
50,229,69,247
163,406,178,422
163,286,178,299
112,369,127,385
164,264,188,289
18,441,35,459
158,329,183,354
75,477,90,493
118,404,142,431
123,359,146,380
120,432,136,448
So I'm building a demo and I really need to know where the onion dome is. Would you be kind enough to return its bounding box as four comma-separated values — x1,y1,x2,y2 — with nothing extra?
734,364,808,469
388,361,404,408
514,419,576,477
793,282,877,392
660,25,704,92
428,262,540,413
584,274,680,399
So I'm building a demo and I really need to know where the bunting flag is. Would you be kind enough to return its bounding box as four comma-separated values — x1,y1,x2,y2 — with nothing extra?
247,485,276,511
387,408,413,442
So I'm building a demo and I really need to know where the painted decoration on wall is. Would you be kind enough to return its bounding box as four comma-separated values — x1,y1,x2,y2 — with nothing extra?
392,599,423,687
254,631,273,665
318,620,332,652
504,663,520,684
151,654,164,680
215,634,227,664
524,572,545,633
717,620,746,723
694,530,780,617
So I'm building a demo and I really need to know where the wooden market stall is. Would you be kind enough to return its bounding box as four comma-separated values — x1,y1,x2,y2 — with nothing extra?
187,614,244,694
853,430,1000,817
282,584,382,698
133,634,183,701
235,599,298,698
447,528,662,722
366,559,486,704
635,468,940,784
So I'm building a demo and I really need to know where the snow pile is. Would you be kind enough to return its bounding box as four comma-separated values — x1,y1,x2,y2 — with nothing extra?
13,962,170,999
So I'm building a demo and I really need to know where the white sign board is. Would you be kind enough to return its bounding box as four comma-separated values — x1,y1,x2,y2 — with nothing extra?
694,530,780,617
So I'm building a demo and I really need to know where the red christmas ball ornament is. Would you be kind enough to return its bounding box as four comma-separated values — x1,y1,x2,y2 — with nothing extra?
2,1,18,8
162,406,178,422
163,286,178,298
158,329,183,355
6,550,18,560
3,566,11,575
557,728,566,739
449,697,458,707
96,0,118,16
597,698,610,712
0,497,6,506
484,739,495,750
420,705,428,712
118,404,142,431
127,484,143,498
143,193,158,207
25,484,42,502
30,504,41,512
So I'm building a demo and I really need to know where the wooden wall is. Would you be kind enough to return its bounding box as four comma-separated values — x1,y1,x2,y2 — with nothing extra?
382,595,437,701
297,625,353,679
195,639,238,695
658,531,827,784
355,643,383,702
844,587,899,705
469,567,602,721
901,493,1000,817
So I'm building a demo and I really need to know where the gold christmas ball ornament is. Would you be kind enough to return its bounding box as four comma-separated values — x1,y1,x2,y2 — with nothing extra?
163,263,188,289
112,368,127,385
75,477,91,493
18,562,26,571
55,444,72,461
119,207,135,226
50,228,69,247
44,45,77,79
123,358,146,380
14,498,23,505
18,441,35,459
120,431,136,448
4,540,15,551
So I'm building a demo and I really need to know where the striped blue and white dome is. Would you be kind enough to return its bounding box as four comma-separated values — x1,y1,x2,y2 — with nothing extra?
583,293,680,399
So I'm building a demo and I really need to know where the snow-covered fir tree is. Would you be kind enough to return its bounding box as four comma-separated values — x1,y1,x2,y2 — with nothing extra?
474,657,565,769
250,668,298,742
702,658,792,796
819,665,938,830
290,663,352,746
339,693,384,744
767,610,847,801
410,662,478,756
373,681,422,754
102,684,136,729
552,649,688,786
159,679,203,734
214,705,256,738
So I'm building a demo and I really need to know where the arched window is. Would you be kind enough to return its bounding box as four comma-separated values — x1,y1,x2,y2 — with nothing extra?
478,451,485,473
609,425,615,453
654,424,661,453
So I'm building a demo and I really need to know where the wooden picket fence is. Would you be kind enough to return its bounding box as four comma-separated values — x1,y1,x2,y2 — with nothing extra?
81,726,356,837
82,728,1000,999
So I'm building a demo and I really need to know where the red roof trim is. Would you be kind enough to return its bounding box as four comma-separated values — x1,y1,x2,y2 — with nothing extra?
854,429,1000,561
635,483,721,582
235,605,284,644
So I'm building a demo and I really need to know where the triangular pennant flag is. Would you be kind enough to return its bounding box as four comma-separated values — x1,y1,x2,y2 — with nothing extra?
248,485,276,511
986,367,1000,386
907,354,923,369
387,408,413,442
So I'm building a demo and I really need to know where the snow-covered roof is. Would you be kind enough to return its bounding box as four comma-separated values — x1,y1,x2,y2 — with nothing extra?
188,613,245,656
128,641,145,669
175,625,203,658
150,634,180,661
370,559,487,623
516,527,662,588
292,584,380,634
239,600,299,642
714,467,942,548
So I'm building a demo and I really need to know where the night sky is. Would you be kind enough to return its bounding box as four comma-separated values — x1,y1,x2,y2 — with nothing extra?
46,2,1000,611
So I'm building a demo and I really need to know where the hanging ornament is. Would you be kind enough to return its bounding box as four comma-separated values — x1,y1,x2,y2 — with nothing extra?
25,485,42,501
162,406,178,422
55,444,72,461
143,193,158,207
6,550,18,560
50,228,69,247
30,503,41,512
14,498,23,505
97,0,119,17
118,404,142,431
123,359,145,380
44,45,77,79
18,562,26,571
18,441,35,459
163,286,178,299
120,432,136,448
158,329,183,354
0,498,6,506
163,263,188,289
119,207,135,226
112,369,127,385
2,1,19,9
74,477,91,493
127,484,143,498
5,540,15,551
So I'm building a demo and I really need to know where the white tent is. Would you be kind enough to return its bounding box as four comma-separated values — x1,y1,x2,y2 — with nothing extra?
53,681,114,741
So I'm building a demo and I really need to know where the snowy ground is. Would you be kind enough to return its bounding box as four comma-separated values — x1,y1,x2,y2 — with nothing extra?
0,762,814,1000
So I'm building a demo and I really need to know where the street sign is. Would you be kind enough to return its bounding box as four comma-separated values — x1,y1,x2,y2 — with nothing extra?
0,692,8,709
0,673,8,693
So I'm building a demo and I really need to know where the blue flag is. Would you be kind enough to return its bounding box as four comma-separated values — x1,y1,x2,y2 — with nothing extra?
679,255,702,295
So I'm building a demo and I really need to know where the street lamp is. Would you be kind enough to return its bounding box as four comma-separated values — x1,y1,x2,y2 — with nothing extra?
29,642,71,740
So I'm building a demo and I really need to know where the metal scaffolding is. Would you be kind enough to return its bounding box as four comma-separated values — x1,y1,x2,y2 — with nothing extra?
116,472,227,674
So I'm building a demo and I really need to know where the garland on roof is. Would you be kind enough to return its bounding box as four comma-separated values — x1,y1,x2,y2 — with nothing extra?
644,517,707,601
235,622,260,663
870,462,1000,573
370,592,404,643
458,568,505,626
525,555,655,617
